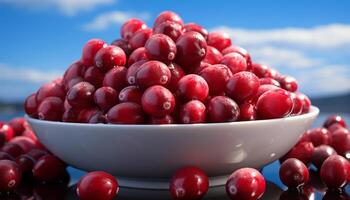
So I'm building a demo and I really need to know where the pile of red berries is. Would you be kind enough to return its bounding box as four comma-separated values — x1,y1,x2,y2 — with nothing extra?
0,118,68,193
24,11,311,124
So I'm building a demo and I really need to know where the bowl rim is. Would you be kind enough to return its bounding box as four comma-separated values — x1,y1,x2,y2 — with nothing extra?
26,106,319,128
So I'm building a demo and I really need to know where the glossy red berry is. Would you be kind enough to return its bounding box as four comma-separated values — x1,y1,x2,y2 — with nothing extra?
176,31,207,69
331,128,350,156
169,166,209,200
81,39,107,66
203,46,223,64
111,38,132,56
226,168,265,200
129,28,153,50
107,103,145,124
226,72,260,103
77,171,119,200
207,31,231,51
121,18,147,40
281,142,315,165
0,124,14,142
199,64,232,95
153,21,183,42
0,160,22,191
67,82,95,109
149,115,174,124
141,85,175,117
36,81,65,103
33,155,66,182
208,96,240,123
154,11,184,28
94,45,126,72
279,76,298,92
220,52,247,74
239,102,257,121
103,66,128,91
167,63,185,92
324,115,347,128
177,74,209,102
8,118,26,137
180,100,206,124
128,47,150,66
126,60,147,85
78,107,105,124
184,23,208,40
63,61,86,89
279,158,309,188
251,63,272,78
256,89,293,119
94,87,118,112
192,62,211,74
320,155,350,188
259,78,280,87
62,108,80,123
307,128,331,147
118,86,142,104
135,61,171,89
254,84,280,102
10,136,36,153
24,93,38,117
311,145,337,169
328,123,345,134
37,97,64,121
27,149,49,160
16,154,35,174
1,143,24,158
289,92,303,116
84,66,104,88
145,34,177,63
295,92,311,114
222,46,252,70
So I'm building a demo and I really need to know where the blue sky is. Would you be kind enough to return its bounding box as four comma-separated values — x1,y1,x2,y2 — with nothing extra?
0,0,350,101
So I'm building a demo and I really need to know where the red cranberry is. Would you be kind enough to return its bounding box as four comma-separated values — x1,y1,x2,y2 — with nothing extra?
239,102,257,121
24,93,38,117
135,61,171,89
65,77,84,92
129,28,153,50
203,46,223,64
207,31,231,51
311,145,337,169
81,39,107,66
289,92,303,116
169,166,209,200
36,81,65,103
320,155,350,188
84,66,104,87
0,124,14,142
328,123,345,134
67,82,95,109
255,84,281,101
208,96,240,123
0,160,22,191
331,128,350,156
279,76,298,92
149,115,174,124
199,64,232,95
118,86,142,104
145,34,177,62
324,115,347,128
33,155,66,182
141,85,175,117
251,63,271,78
226,168,265,200
16,154,35,174
295,92,311,114
94,45,126,72
180,100,206,124
107,103,145,124
94,87,118,112
62,108,80,123
111,38,132,56
279,158,309,188
10,136,35,153
121,18,147,40
153,21,183,42
222,45,252,70
184,23,208,40
37,97,64,121
78,108,105,124
27,149,49,160
77,171,119,200
103,66,128,91
128,47,150,66
177,74,209,102
0,152,14,161
308,128,331,147
167,63,185,92
126,60,147,85
1,143,24,158
259,78,281,87
281,142,315,165
192,62,211,74
22,129,37,142
256,89,293,119
226,71,260,103
176,31,207,69
153,11,183,28
220,52,248,74
63,61,86,88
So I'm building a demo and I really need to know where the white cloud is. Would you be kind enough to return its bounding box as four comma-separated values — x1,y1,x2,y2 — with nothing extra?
0,0,115,16
83,11,150,31
214,24,350,49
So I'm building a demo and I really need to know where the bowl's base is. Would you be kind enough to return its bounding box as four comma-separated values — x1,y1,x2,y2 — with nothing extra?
118,175,230,190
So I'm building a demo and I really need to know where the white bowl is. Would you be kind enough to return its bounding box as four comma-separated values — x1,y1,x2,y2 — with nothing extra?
26,106,319,189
